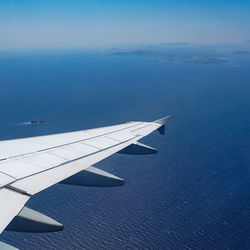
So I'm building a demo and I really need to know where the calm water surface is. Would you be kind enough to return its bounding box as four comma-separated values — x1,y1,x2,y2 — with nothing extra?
0,51,249,249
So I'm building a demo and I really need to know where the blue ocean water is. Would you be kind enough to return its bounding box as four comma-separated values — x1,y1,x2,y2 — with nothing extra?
0,51,249,249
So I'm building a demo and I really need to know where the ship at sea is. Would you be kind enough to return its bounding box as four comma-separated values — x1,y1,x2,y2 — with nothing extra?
30,120,44,124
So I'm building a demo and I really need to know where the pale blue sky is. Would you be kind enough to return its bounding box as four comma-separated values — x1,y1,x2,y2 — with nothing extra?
1,0,250,50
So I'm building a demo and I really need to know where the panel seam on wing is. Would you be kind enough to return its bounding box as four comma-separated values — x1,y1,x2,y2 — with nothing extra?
0,170,16,180
9,135,140,183
1,122,143,161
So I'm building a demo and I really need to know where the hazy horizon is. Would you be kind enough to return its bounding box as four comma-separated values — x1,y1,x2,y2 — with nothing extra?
1,0,250,50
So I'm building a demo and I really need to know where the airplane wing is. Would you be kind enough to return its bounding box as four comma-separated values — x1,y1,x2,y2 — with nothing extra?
0,116,172,236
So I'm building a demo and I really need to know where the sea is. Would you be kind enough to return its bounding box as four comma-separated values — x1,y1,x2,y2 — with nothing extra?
0,50,249,249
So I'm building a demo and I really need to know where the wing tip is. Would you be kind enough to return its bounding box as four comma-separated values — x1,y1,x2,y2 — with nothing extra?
153,115,174,125
153,115,173,135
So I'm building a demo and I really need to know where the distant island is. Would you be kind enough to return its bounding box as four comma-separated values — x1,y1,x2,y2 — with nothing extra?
108,42,250,66
111,50,231,65
110,50,231,66
232,50,250,56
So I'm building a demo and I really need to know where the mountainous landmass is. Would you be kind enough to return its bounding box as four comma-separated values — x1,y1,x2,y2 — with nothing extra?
111,50,230,65
109,42,250,66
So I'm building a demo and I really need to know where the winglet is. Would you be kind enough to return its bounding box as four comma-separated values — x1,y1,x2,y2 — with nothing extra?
153,115,173,135
153,115,173,125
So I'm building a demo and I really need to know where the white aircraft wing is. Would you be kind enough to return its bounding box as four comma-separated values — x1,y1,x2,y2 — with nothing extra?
0,116,172,235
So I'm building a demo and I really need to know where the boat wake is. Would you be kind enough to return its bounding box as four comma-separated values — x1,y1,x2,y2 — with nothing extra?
0,121,44,127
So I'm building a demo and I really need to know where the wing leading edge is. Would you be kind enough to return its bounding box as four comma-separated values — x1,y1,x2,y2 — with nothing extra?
0,116,172,235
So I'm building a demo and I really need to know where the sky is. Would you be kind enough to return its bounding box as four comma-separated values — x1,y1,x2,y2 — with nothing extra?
0,0,250,50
